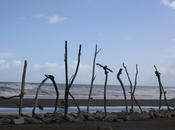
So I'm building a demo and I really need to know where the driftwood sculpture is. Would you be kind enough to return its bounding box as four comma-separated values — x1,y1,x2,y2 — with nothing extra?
87,44,101,113
32,75,59,117
96,63,113,116
154,65,170,110
117,68,128,113
123,63,142,113
64,41,81,117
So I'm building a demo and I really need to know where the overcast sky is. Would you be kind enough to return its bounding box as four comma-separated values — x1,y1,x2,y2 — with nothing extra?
0,0,175,86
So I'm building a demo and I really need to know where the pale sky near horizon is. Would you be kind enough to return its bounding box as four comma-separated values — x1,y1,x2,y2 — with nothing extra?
0,0,175,86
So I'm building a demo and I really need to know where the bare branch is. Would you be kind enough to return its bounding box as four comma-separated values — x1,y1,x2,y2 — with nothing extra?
19,60,27,117
96,63,113,73
45,75,59,113
68,91,80,113
32,77,48,117
117,68,128,113
133,64,138,95
87,44,99,113
97,63,112,116
69,44,82,88
154,65,170,110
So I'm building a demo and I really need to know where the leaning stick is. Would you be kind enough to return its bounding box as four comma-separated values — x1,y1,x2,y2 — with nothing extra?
32,77,48,117
123,63,134,112
87,44,101,113
19,60,27,117
117,68,128,113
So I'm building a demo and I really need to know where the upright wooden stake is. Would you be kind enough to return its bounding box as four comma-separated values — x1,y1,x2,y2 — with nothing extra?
64,41,82,117
123,63,134,112
154,65,170,110
87,44,101,113
117,68,128,113
97,63,113,116
19,60,27,117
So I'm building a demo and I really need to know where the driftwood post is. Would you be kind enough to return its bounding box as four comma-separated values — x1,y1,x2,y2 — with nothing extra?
64,41,82,117
97,63,113,116
123,63,134,112
19,60,27,117
32,75,59,117
87,44,101,113
117,68,128,113
123,63,142,113
132,64,142,112
154,65,170,110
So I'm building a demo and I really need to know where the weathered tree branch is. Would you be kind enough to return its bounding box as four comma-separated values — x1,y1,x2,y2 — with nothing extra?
68,91,80,113
97,63,113,116
87,44,101,113
133,64,142,112
64,41,82,117
45,75,59,113
32,75,59,117
154,65,170,110
19,60,27,117
117,68,128,113
32,77,49,117
123,63,134,112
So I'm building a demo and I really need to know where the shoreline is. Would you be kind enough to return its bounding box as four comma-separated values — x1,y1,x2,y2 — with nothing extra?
0,98,175,107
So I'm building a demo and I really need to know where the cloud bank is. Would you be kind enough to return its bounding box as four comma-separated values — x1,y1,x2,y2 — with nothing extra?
161,0,175,10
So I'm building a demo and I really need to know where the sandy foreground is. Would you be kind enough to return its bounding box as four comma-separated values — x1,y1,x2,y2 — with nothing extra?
0,118,175,130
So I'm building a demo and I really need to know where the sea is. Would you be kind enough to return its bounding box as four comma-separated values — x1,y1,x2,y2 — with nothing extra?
0,82,174,114
0,82,175,99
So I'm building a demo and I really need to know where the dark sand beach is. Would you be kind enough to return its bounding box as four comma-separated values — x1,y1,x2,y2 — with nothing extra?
0,118,175,130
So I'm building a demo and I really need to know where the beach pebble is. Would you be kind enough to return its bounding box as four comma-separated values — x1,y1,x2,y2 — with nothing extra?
117,111,127,120
97,126,113,130
126,112,141,121
0,118,12,124
95,111,105,120
140,112,151,120
24,117,42,124
13,117,25,125
104,114,118,122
